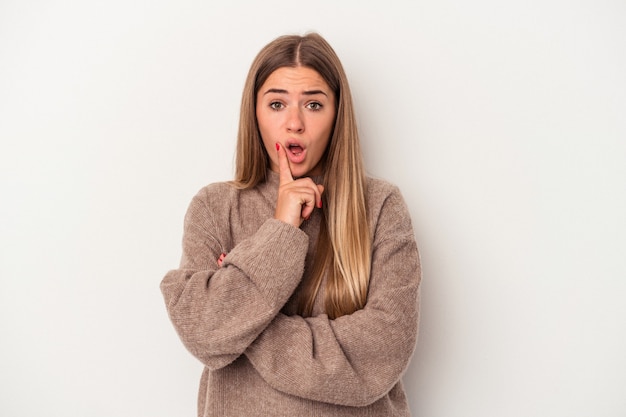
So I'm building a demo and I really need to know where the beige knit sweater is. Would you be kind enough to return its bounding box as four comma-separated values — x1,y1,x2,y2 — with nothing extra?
161,170,421,416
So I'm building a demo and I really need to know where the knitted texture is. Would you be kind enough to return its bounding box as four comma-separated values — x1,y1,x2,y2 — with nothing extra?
161,170,421,416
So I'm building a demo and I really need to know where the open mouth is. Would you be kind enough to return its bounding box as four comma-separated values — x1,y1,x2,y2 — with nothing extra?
287,143,304,156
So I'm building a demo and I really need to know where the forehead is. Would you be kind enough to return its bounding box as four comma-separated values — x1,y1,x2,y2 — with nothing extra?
260,66,331,92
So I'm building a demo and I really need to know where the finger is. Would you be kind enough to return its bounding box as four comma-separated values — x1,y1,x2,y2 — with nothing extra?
295,182,324,220
276,143,293,185
316,184,324,209
300,192,316,220
217,252,226,268
298,183,324,220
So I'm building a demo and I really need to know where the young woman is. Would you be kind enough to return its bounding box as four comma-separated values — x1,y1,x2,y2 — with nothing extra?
161,32,421,416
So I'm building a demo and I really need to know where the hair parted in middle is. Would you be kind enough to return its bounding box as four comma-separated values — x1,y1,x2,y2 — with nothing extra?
233,32,371,319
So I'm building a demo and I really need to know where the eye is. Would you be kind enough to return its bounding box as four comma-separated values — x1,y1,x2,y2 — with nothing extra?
307,102,323,111
269,101,284,110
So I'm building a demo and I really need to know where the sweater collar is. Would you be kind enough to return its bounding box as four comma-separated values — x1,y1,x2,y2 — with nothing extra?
263,169,324,186
258,169,324,205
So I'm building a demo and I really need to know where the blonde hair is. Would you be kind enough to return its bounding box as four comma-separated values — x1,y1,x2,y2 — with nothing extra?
233,33,370,319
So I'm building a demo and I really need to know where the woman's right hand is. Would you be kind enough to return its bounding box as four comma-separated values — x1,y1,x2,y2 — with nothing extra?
274,143,324,228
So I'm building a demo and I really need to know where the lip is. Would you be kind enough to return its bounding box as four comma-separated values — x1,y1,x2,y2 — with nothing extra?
285,139,307,165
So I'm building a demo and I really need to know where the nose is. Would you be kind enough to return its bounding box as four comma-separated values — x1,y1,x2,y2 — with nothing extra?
286,107,304,133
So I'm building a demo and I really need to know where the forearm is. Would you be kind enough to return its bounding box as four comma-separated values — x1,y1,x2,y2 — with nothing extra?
161,219,309,369
244,235,421,406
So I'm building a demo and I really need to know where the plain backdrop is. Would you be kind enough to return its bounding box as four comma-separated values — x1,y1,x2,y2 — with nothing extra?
1,1,625,416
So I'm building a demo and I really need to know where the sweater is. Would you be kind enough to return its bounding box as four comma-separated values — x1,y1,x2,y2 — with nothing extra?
160,170,421,416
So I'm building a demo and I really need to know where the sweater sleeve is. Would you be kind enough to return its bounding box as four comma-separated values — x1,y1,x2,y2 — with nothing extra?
244,186,421,407
160,188,309,370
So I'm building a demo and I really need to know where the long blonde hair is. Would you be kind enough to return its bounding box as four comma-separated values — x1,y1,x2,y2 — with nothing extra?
233,33,370,319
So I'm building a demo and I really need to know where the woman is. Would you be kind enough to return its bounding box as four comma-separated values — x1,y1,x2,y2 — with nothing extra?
161,32,421,416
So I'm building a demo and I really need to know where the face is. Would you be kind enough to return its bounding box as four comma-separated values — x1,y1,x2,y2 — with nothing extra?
256,66,336,178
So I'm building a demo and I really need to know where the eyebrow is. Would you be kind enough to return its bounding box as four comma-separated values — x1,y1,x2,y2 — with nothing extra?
262,88,328,97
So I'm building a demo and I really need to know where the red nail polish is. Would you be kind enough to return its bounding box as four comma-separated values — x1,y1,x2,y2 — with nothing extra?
275,143,280,151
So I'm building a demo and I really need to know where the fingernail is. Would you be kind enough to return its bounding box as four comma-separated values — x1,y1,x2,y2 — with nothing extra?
275,143,280,151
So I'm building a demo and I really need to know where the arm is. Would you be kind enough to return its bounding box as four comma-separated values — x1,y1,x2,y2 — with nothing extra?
160,188,309,370
244,187,421,407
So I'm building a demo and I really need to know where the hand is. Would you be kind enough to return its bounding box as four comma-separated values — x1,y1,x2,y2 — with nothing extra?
274,143,324,228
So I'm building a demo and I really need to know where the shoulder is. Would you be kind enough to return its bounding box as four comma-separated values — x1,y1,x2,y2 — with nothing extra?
365,176,415,241
365,176,407,212
365,176,401,199
185,180,240,225
194,180,239,203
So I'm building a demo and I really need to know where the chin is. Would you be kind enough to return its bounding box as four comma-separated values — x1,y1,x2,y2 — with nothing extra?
289,167,308,178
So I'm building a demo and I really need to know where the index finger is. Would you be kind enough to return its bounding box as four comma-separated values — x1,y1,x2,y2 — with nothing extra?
276,143,293,185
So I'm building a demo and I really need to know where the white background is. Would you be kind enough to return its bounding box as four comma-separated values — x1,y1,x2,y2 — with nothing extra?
1,1,625,416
